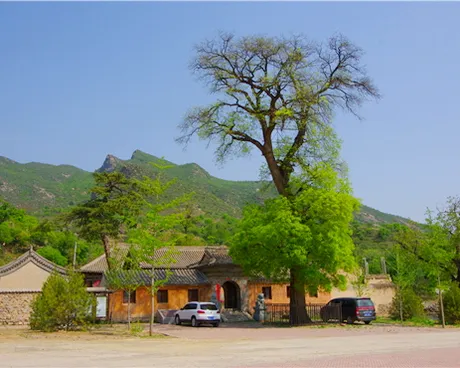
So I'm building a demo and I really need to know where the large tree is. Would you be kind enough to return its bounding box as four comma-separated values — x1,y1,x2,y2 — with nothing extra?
63,172,155,268
231,165,359,324
177,33,379,323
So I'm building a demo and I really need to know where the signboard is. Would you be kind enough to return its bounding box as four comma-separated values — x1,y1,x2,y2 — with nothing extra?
96,296,107,318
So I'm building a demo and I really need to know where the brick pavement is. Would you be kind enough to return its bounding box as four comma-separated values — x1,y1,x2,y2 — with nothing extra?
251,347,460,368
1,325,460,367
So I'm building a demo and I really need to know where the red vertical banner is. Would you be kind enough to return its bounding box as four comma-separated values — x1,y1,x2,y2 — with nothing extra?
216,284,221,303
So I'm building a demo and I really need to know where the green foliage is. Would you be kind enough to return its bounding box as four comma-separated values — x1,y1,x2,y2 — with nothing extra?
124,169,189,336
1,152,408,226
30,271,93,331
351,267,369,297
442,282,460,324
390,288,425,320
0,199,38,251
36,246,67,267
63,171,168,270
0,157,94,217
0,198,102,266
230,165,360,294
352,221,406,275
64,172,153,243
130,321,144,336
1,150,416,270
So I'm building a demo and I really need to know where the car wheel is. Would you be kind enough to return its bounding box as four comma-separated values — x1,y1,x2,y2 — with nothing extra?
191,316,199,327
346,316,354,325
213,322,220,328
364,321,371,325
175,315,181,325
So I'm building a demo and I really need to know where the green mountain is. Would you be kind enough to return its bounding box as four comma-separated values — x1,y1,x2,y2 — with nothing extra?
0,150,410,224
0,156,93,216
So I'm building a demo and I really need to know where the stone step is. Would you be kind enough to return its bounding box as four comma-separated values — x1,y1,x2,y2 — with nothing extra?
221,310,253,323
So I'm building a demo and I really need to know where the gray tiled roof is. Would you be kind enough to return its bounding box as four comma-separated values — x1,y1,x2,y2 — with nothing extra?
0,248,67,277
103,268,209,286
80,244,130,273
81,246,208,273
80,254,108,273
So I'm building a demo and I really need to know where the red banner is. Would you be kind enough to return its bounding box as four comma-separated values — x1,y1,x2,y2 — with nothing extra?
216,284,222,303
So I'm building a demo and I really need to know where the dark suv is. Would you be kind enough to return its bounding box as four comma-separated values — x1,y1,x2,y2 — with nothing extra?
320,297,376,324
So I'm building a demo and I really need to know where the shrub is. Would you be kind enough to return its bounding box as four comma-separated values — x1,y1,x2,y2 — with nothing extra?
442,282,460,325
390,288,424,320
30,271,93,331
130,321,144,336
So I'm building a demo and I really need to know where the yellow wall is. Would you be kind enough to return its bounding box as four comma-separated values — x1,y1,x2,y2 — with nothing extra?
109,285,211,322
109,283,331,321
332,275,395,316
247,282,331,313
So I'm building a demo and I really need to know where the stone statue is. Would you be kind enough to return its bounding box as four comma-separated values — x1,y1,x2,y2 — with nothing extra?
253,293,266,322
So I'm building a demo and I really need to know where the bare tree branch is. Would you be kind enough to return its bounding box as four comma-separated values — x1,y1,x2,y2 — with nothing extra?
177,32,380,196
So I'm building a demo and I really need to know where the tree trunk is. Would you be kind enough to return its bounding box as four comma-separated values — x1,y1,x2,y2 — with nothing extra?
127,295,131,330
438,274,446,328
263,149,312,325
102,234,112,269
150,272,155,336
263,149,288,196
289,267,312,325
399,287,403,324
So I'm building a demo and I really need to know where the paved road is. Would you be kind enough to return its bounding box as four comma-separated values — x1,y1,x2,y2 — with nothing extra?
1,326,460,367
265,347,460,368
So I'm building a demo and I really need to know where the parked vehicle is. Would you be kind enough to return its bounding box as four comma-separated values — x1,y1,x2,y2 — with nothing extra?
175,301,221,327
320,297,376,324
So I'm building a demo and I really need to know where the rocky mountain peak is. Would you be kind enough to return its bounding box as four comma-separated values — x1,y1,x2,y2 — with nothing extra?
98,154,122,173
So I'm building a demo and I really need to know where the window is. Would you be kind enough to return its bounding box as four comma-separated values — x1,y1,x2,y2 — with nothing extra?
184,303,197,310
157,290,168,303
262,286,272,300
200,303,218,310
357,299,374,307
310,289,318,298
286,286,291,298
188,289,199,302
123,290,136,304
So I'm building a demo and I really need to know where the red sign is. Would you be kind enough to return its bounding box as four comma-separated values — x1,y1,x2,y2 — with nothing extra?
216,284,222,303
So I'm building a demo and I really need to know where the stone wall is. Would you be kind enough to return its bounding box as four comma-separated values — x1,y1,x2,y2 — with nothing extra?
0,291,40,325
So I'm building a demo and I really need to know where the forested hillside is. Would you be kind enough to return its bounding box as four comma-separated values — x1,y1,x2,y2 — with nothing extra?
0,150,411,225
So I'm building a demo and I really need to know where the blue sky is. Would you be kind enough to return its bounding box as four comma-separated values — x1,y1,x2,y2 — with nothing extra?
1,2,459,222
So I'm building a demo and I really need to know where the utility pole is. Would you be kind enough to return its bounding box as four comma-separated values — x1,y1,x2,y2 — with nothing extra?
396,249,403,324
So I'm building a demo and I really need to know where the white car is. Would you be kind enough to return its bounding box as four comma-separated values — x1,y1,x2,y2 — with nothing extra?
175,301,221,327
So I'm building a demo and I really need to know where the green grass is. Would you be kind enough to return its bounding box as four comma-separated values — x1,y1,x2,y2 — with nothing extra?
375,316,439,327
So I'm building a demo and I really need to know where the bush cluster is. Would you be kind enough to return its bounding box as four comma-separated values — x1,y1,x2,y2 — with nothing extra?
30,271,94,331
390,288,424,320
442,282,460,325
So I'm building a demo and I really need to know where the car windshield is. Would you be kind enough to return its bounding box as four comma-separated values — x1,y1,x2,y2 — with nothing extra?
200,303,218,310
357,299,374,307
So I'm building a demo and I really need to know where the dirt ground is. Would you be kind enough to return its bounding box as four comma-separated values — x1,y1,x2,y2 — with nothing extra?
1,323,460,367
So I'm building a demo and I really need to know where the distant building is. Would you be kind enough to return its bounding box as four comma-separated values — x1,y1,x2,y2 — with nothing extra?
80,245,330,322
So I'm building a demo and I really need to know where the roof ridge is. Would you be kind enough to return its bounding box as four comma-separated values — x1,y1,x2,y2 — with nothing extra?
0,249,67,277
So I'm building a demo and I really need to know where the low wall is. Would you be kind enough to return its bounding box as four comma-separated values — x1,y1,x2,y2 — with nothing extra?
332,274,396,316
0,290,40,325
